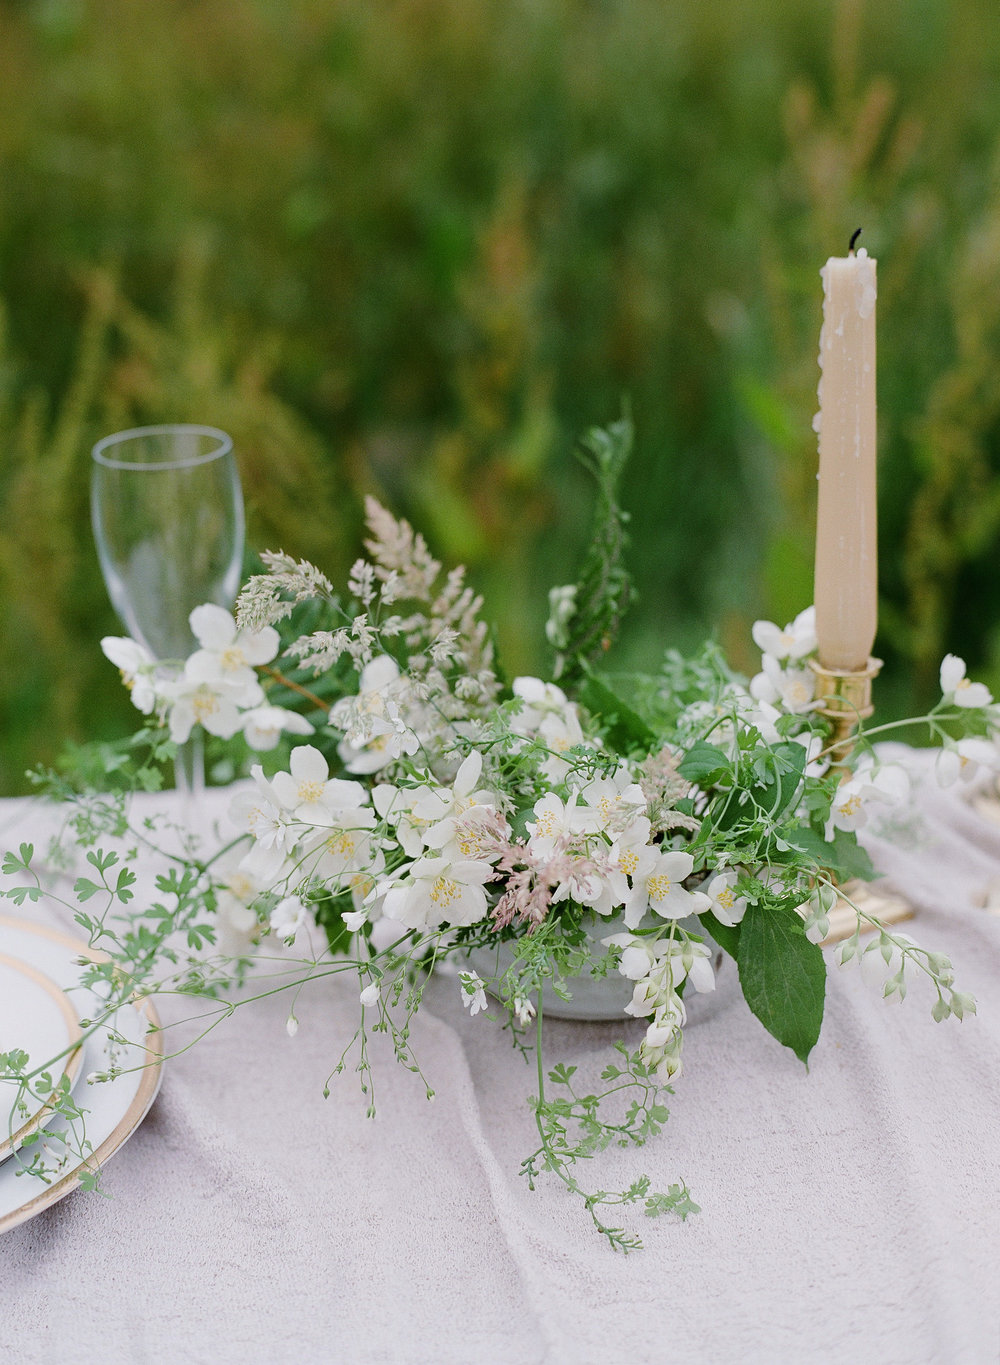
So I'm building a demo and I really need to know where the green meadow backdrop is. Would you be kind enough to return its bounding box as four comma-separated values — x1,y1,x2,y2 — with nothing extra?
2,0,1000,791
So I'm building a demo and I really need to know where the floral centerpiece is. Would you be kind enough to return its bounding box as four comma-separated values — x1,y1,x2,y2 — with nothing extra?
2,418,991,1250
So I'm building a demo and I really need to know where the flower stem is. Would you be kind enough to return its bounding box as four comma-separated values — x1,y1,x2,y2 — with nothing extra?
258,665,331,713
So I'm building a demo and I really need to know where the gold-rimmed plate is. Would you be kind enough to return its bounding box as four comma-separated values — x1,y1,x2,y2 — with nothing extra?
0,915,162,1233
0,952,83,1161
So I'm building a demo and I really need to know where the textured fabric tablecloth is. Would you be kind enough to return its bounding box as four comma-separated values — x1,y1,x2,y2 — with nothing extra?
2,748,999,1365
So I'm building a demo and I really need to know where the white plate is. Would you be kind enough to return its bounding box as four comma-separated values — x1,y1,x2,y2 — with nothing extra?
0,915,162,1233
0,952,83,1160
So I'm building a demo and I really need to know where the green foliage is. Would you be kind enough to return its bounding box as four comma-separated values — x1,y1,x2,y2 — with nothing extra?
551,413,634,689
732,902,827,1065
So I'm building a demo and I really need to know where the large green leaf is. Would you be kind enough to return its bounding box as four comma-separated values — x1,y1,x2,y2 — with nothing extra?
786,826,877,883
678,741,731,786
735,902,826,1065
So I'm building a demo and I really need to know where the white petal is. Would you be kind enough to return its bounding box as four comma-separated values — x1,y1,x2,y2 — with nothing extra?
289,744,329,783
189,603,237,649
238,626,281,665
940,653,965,694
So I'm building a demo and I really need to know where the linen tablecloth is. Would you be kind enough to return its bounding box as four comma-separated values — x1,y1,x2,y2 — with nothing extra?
2,748,999,1365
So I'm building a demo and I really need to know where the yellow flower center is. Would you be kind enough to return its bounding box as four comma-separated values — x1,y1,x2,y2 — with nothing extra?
535,811,556,837
619,849,639,876
957,677,971,691
647,874,672,903
716,887,735,910
838,795,862,818
297,780,326,803
429,876,460,907
192,690,219,721
220,645,246,672
226,873,255,900
326,832,356,858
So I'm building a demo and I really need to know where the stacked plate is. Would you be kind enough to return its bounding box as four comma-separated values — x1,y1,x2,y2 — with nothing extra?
0,914,162,1233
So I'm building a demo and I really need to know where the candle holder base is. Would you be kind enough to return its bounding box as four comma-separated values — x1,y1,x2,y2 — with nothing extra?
820,878,915,946
809,657,882,776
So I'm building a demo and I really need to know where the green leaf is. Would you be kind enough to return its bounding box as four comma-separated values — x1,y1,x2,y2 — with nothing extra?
577,673,655,752
787,826,877,883
678,742,731,786
2,844,33,876
114,868,137,903
735,901,826,1065
5,885,42,905
766,742,808,819
74,878,102,903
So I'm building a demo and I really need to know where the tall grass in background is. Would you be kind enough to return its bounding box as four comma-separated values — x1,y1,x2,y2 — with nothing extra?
2,0,1000,791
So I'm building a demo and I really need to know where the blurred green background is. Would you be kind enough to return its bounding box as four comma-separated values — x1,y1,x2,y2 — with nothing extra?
3,0,1000,792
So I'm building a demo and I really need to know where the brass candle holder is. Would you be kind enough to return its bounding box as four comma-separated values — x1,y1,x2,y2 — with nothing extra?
809,656,914,943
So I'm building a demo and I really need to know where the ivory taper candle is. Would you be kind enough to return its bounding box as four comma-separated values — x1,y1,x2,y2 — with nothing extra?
813,234,878,671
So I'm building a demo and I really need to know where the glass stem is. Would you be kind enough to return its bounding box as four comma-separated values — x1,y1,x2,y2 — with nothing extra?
174,730,205,806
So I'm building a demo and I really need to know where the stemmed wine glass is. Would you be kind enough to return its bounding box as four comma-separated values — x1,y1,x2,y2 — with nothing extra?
91,424,245,799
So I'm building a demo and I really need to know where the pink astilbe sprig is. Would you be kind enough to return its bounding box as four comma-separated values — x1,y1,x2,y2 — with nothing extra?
490,834,616,932
640,745,700,836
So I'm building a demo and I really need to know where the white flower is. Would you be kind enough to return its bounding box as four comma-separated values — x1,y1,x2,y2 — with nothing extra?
458,970,488,1016
229,768,298,884
185,604,280,700
799,884,839,944
342,908,368,933
162,675,253,745
270,895,307,941
827,761,909,837
940,654,993,708
751,606,817,662
526,791,595,857
749,654,817,714
210,847,263,956
359,980,381,1007
510,677,589,781
510,676,575,729
241,705,314,752
332,655,421,774
101,636,160,714
301,815,384,908
513,995,536,1027
373,782,435,857
380,856,495,930
271,745,369,826
935,737,1000,787
411,752,500,855
623,847,711,928
703,869,747,927
579,767,646,834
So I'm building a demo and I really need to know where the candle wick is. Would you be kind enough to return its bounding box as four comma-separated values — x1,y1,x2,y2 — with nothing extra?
849,227,862,254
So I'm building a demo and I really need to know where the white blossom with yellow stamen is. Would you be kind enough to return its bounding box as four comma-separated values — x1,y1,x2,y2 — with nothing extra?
702,868,748,927
184,603,280,697
623,847,710,928
100,636,161,714
379,855,495,930
270,744,369,826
